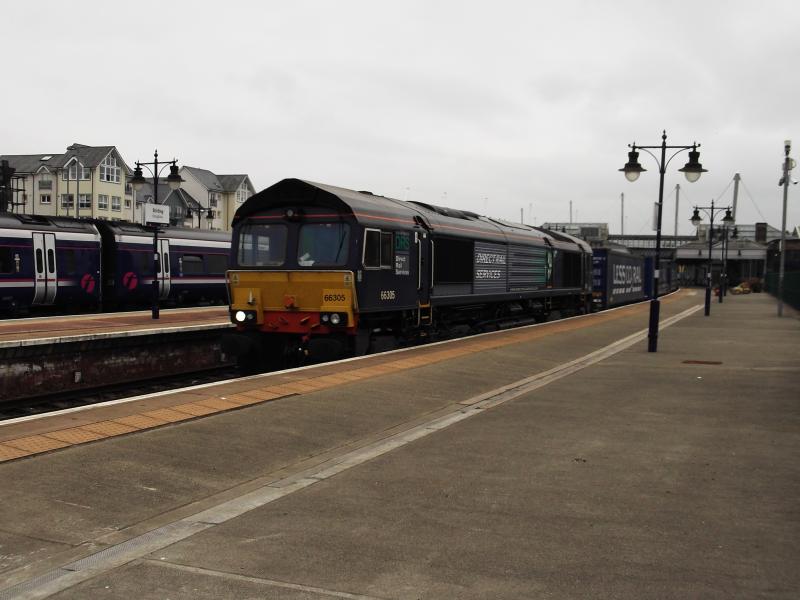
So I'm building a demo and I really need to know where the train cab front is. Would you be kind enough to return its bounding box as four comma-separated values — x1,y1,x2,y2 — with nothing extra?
224,208,359,368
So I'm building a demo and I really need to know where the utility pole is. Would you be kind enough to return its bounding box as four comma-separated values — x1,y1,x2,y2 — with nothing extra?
569,200,573,224
674,184,680,238
778,141,794,317
732,173,740,221
520,207,523,223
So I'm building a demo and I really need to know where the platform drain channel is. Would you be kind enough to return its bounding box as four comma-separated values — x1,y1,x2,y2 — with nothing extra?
0,303,701,600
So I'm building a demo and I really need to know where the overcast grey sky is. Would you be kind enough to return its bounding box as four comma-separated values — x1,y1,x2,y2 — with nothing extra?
3,0,798,234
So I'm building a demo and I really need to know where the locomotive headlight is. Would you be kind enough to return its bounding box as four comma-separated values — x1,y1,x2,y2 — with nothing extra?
321,314,330,322
235,310,247,323
329,313,341,325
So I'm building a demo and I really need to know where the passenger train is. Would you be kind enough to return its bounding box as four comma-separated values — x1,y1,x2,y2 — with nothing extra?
0,213,230,315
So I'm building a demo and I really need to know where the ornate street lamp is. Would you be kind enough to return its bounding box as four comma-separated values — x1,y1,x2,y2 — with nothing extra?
690,202,734,315
620,130,706,352
129,150,184,319
186,206,214,229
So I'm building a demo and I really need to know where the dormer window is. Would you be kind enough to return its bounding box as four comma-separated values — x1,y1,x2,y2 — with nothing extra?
62,161,90,181
236,180,250,203
100,155,120,183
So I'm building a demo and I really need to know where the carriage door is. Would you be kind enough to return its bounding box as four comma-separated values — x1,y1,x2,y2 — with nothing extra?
32,232,58,305
158,238,171,299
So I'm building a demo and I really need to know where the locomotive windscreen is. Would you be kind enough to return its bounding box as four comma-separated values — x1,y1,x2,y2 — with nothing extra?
237,223,287,267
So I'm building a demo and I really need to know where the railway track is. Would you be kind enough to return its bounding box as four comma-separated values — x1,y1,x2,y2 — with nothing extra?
0,366,240,421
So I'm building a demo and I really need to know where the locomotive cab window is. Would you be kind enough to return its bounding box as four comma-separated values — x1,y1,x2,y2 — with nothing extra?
363,229,393,269
297,223,350,267
237,223,287,267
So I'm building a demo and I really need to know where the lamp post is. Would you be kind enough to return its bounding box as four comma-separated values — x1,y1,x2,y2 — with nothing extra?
620,130,707,352
777,140,795,317
186,206,214,229
129,150,183,319
690,202,734,316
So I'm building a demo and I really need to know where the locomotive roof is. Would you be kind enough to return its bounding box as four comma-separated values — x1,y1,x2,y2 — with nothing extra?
235,178,591,252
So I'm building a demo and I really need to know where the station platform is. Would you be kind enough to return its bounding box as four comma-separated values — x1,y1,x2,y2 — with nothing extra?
0,290,797,599
0,307,233,402
0,307,231,349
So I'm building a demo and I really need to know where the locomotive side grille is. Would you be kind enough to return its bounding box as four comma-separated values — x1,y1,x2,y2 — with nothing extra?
508,245,548,292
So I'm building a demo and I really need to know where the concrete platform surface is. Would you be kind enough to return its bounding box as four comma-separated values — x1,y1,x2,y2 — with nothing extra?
0,291,798,599
0,306,230,348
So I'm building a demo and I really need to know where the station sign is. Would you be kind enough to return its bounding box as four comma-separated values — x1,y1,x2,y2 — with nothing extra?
144,204,170,225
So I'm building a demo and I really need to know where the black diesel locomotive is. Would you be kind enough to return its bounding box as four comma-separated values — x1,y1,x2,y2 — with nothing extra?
223,178,593,368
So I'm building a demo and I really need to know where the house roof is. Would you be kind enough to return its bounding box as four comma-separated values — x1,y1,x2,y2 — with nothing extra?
182,167,255,194
139,181,202,211
64,143,133,174
1,143,133,175
181,166,224,191
0,154,64,173
218,174,248,192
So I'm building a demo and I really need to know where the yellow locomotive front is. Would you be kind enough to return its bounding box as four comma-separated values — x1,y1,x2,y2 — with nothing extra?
224,210,362,368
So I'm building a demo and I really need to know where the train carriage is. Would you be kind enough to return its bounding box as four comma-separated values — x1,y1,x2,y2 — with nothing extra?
97,222,230,309
224,178,592,369
0,214,101,313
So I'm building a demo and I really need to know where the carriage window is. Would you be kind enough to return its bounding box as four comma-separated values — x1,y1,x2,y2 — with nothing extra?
60,250,77,276
139,252,153,275
0,248,13,274
298,223,350,266
47,249,55,273
237,223,287,266
380,232,393,269
363,230,381,268
36,249,44,274
181,255,203,275
163,253,169,273
206,254,228,275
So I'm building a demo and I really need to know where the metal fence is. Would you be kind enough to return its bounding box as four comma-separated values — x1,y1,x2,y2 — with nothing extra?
765,271,800,310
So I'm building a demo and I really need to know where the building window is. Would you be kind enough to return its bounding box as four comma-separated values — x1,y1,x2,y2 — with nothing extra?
125,183,132,194
61,194,74,208
209,193,219,208
98,194,109,210
62,163,90,181
39,178,52,190
236,181,249,203
100,155,121,183
78,194,92,209
111,196,121,211
40,194,51,205
125,198,131,209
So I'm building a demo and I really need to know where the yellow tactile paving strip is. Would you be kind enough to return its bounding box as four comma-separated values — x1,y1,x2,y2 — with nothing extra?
0,293,689,463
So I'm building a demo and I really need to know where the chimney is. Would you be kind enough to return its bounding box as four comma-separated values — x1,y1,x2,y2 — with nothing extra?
755,222,767,243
